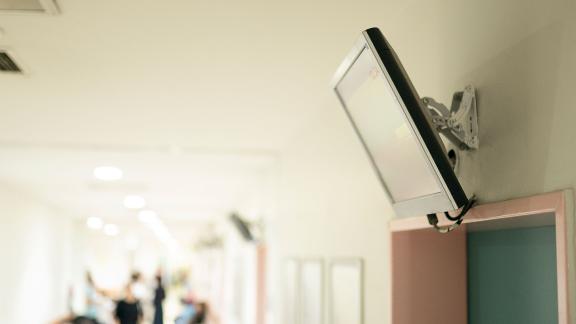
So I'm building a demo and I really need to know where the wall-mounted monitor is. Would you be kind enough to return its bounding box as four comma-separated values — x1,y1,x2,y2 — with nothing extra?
229,213,255,241
331,27,469,217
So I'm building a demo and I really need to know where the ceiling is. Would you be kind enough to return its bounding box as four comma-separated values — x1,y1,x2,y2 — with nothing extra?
0,144,275,216
0,0,398,227
0,0,398,150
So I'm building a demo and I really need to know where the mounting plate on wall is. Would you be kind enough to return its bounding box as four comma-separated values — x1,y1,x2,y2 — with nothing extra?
423,85,479,151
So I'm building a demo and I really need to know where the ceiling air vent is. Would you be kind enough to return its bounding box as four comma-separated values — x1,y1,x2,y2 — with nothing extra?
0,0,59,14
0,51,22,73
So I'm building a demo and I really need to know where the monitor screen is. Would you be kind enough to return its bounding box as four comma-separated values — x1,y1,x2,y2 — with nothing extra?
332,28,468,217
335,47,441,203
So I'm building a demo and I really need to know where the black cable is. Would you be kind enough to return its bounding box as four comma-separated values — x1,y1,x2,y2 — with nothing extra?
427,196,477,234
427,213,464,234
444,197,476,221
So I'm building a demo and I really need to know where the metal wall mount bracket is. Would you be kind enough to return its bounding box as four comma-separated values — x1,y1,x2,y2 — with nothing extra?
422,85,479,150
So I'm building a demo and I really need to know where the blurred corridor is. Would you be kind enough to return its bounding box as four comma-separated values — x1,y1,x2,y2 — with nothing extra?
0,147,274,324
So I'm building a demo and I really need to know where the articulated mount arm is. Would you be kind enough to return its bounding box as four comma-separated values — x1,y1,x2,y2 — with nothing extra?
422,85,479,151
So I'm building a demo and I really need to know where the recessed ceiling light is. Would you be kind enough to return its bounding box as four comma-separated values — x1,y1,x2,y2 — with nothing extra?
103,224,119,236
93,166,123,181
123,195,146,209
86,216,103,230
136,210,177,249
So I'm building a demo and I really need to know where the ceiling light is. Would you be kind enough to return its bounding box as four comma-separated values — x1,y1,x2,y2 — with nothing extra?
138,210,158,223
136,211,178,250
103,224,119,236
93,166,123,181
86,216,103,230
123,195,146,209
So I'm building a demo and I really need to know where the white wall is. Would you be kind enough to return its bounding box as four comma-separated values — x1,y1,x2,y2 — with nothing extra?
377,0,576,203
269,97,394,324
0,182,80,323
270,1,576,323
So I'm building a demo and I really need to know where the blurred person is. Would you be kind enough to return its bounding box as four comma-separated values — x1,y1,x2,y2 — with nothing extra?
130,271,152,321
51,285,99,324
85,272,99,319
175,297,196,324
189,302,207,324
129,271,148,301
115,285,143,324
153,273,166,324
85,272,109,322
51,278,106,324
51,315,99,324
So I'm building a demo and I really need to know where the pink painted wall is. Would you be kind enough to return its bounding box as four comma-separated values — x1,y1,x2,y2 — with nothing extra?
390,191,573,324
391,227,467,324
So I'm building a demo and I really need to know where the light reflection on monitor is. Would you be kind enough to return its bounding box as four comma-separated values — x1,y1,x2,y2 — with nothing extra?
335,47,441,202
